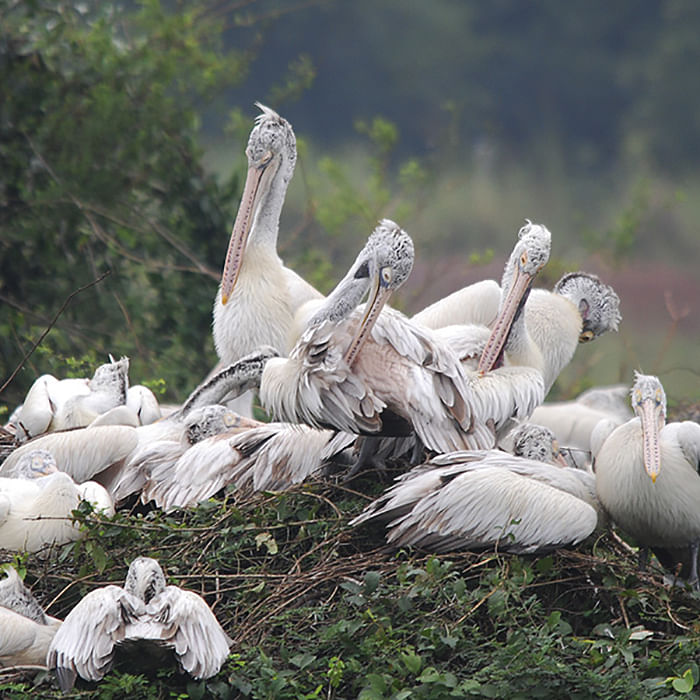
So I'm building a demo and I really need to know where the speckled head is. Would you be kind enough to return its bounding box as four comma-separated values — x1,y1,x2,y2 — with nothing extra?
124,557,167,604
91,356,130,399
247,102,297,173
554,272,621,342
511,423,561,464
364,219,415,292
514,220,552,276
631,371,667,420
13,449,58,478
630,371,666,482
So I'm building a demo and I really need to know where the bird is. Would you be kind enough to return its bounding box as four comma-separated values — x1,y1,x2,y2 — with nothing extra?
413,240,621,396
594,372,700,585
125,384,162,425
529,383,632,454
47,556,232,690
350,424,602,554
0,450,114,553
0,565,62,668
10,356,130,442
259,219,542,455
212,103,323,416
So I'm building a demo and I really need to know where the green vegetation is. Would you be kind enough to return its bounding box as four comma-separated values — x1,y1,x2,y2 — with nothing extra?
2,482,700,699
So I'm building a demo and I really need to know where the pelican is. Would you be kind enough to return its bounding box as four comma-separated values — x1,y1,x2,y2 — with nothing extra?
0,566,62,668
594,372,700,585
0,450,114,553
212,103,323,416
260,220,543,454
140,424,354,512
11,356,130,442
125,384,162,425
529,383,632,453
350,424,602,553
47,556,232,690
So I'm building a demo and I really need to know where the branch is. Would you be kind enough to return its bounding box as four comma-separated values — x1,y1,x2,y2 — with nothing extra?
0,272,111,396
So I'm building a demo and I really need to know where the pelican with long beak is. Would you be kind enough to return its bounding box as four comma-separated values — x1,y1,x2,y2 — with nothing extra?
212,104,322,416
595,372,700,585
260,220,542,455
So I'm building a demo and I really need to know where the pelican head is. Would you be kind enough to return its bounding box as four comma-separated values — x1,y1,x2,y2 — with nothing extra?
184,405,242,444
91,356,130,401
511,422,568,467
553,272,621,343
343,219,415,366
630,372,666,483
13,449,59,478
124,557,167,604
220,103,296,304
0,566,48,624
478,220,551,374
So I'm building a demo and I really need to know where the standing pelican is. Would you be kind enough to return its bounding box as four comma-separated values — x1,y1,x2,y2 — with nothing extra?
212,103,323,416
350,424,602,553
0,566,62,668
260,220,539,454
47,557,231,690
595,372,700,585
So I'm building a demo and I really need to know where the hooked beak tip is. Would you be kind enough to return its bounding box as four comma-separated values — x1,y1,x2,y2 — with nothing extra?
221,293,229,305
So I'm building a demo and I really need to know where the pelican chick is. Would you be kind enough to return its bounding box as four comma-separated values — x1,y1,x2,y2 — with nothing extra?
595,372,700,585
47,556,232,690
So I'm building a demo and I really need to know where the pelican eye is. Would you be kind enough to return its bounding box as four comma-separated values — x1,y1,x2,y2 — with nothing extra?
520,252,528,266
579,329,595,343
259,150,273,167
380,266,393,286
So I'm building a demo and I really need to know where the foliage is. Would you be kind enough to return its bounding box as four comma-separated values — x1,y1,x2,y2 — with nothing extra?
2,478,699,699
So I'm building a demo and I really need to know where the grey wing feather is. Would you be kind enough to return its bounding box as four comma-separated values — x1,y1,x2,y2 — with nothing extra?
146,587,231,679
47,586,143,690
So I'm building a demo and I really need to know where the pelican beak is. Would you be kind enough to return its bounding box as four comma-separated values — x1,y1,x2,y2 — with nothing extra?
477,262,536,375
220,155,277,305
344,273,393,367
553,443,569,468
638,397,663,483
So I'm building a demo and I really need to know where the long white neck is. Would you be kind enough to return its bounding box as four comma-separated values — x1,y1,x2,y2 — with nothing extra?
248,161,292,252
308,268,369,328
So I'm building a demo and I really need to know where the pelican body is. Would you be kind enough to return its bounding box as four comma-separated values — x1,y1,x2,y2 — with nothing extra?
47,556,232,690
595,373,700,583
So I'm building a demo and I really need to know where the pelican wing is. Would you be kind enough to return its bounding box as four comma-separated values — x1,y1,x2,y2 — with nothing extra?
1,426,138,483
144,587,231,679
412,279,501,330
669,421,700,474
384,461,598,554
47,585,143,690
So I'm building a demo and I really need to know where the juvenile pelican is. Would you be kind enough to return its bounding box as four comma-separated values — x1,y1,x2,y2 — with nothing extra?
0,566,62,668
594,372,700,585
351,424,601,553
11,357,130,442
260,220,527,454
47,556,231,690
212,103,323,416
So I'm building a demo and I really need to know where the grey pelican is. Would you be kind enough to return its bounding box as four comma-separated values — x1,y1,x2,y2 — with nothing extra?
0,566,62,668
594,372,700,585
350,424,602,553
0,450,114,553
259,220,543,454
212,103,323,416
11,357,130,442
140,424,354,512
47,556,231,690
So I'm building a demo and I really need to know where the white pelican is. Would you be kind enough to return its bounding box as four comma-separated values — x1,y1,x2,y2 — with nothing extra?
529,383,632,453
0,566,62,668
125,384,162,425
260,220,544,454
0,450,114,553
212,103,323,416
594,372,700,585
350,427,602,554
47,556,232,690
11,356,130,442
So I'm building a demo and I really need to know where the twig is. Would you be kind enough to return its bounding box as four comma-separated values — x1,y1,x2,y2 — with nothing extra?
0,271,111,396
